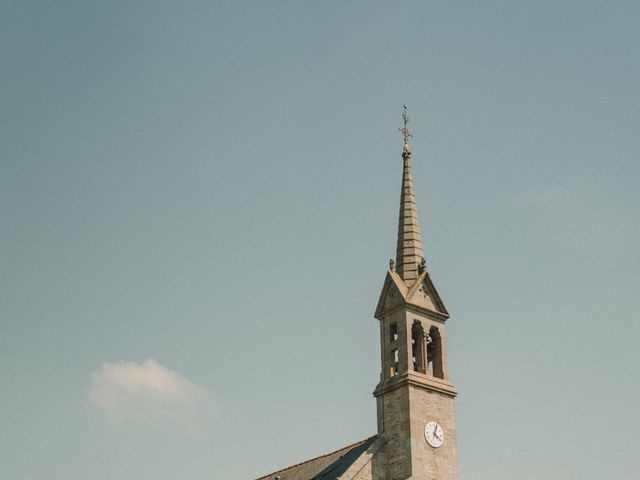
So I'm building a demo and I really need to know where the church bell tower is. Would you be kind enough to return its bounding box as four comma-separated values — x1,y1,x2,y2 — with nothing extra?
372,108,458,480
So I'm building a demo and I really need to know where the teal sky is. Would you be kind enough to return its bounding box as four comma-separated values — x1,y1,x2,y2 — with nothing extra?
2,2,639,479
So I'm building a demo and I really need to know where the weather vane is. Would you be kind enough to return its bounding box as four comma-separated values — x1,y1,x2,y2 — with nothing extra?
399,104,413,145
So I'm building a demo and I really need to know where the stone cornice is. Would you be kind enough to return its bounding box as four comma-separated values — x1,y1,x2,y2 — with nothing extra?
373,371,458,398
375,302,449,322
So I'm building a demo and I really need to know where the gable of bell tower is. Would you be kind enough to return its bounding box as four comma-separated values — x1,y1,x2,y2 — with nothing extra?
406,273,449,317
376,270,449,320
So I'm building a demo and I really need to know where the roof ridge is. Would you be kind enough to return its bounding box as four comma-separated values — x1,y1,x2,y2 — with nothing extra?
254,435,376,480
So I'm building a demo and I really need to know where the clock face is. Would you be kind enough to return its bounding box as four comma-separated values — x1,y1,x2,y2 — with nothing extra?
424,421,444,448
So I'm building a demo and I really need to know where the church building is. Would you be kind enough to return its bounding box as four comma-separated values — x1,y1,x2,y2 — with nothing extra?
256,110,458,480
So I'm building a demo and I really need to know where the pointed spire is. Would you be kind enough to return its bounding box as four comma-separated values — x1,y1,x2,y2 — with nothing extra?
395,106,425,285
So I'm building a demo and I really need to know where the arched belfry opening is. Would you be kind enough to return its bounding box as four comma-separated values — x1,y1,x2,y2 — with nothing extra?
388,322,399,377
411,321,426,374
427,326,444,379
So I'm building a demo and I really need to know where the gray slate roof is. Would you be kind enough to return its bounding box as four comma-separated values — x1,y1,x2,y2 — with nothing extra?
255,436,377,480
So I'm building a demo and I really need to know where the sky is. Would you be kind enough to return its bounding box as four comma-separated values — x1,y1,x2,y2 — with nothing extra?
1,1,639,479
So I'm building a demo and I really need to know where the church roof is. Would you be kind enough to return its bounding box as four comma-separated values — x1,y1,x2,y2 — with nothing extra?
254,436,377,480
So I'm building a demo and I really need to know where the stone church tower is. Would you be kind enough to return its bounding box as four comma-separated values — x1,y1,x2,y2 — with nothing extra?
255,110,458,480
371,110,458,480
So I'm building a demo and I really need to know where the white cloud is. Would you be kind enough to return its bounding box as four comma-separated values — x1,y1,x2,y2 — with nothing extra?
89,359,215,428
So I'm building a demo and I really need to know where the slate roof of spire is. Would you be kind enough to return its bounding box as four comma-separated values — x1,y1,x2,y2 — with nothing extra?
395,141,425,285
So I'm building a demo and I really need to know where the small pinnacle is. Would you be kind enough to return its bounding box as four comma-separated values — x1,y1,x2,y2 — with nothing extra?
417,257,427,274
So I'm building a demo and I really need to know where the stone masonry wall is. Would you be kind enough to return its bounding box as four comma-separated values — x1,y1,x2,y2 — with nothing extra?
407,385,457,480
372,387,412,480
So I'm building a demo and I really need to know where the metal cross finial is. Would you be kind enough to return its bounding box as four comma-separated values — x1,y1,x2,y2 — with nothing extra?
399,104,413,145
